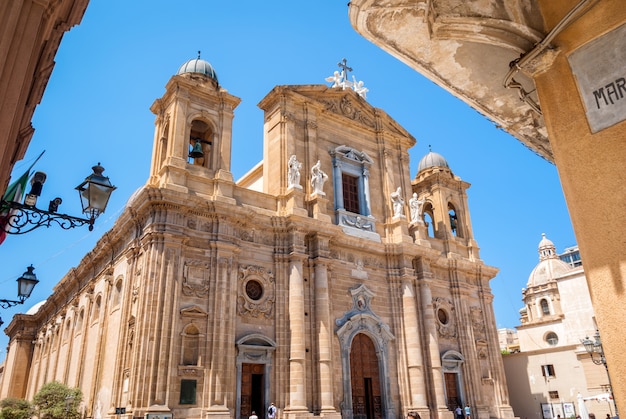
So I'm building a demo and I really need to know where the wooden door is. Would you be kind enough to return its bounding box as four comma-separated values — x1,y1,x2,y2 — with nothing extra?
350,334,382,419
241,363,265,419
444,372,461,410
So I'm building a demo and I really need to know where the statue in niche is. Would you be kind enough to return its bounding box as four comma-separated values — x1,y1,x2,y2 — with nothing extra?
409,193,425,225
287,154,302,188
390,187,405,218
310,160,328,195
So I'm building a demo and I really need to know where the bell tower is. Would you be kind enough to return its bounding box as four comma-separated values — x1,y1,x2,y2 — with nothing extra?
411,150,480,260
148,54,241,194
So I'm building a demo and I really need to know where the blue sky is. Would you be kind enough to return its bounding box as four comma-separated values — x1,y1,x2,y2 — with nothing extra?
0,1,576,361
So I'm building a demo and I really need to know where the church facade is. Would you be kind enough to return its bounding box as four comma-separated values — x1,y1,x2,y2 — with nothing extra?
0,58,513,419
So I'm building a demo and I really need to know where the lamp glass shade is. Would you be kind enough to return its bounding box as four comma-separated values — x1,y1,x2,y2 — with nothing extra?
582,338,595,354
76,164,116,218
17,265,39,299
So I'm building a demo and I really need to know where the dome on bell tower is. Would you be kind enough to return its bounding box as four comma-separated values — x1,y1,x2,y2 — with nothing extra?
417,150,449,173
176,52,218,82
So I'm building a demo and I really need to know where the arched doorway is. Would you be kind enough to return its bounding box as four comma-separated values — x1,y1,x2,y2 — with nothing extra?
350,333,382,419
236,334,276,419
441,350,465,410
336,285,395,419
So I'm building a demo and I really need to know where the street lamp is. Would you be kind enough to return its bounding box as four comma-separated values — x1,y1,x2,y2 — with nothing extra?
0,265,39,326
1,163,116,234
582,330,605,365
65,394,75,419
581,330,618,416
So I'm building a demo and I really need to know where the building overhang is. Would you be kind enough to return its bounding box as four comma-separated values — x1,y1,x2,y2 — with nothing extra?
348,0,555,161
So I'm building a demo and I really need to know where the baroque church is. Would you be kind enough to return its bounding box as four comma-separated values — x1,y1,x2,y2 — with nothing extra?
0,57,513,419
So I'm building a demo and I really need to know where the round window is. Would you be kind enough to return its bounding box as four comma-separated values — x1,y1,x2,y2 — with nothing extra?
437,308,449,324
546,332,559,346
245,280,263,300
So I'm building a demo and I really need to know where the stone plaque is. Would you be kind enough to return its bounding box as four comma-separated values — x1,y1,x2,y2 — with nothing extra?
568,23,626,133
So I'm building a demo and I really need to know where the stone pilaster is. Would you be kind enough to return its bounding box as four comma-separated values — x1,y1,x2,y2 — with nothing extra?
402,279,428,409
419,281,448,414
284,255,308,417
314,260,339,415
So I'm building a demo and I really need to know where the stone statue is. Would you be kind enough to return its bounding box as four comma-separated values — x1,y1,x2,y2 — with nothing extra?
409,192,425,224
325,70,343,88
310,160,328,195
390,187,405,218
287,154,302,188
352,76,368,99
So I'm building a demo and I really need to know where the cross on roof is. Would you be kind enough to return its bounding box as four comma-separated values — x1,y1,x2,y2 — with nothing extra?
338,58,352,77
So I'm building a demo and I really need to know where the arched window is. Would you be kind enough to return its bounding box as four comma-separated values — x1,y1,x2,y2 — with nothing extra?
158,122,169,169
188,119,213,167
182,324,200,365
423,202,435,238
448,202,461,237
114,278,123,307
92,295,102,323
540,298,550,315
64,319,71,341
76,309,85,332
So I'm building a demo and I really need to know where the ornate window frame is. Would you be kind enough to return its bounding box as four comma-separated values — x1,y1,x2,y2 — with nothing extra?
330,146,380,241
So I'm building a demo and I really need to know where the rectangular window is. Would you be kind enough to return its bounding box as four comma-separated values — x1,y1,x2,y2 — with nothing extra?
541,364,556,378
180,379,197,404
549,391,560,399
342,173,360,214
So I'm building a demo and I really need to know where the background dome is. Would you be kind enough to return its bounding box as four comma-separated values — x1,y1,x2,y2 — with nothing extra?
526,258,572,287
176,55,218,82
526,233,572,287
417,151,449,172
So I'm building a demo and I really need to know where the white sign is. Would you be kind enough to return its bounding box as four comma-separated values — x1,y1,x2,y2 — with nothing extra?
569,23,626,133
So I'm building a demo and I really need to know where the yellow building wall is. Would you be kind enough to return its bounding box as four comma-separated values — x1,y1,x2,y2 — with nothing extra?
535,1,626,413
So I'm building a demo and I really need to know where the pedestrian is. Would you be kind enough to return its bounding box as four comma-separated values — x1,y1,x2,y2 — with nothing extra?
455,406,463,419
249,411,258,419
268,403,277,419
464,405,471,419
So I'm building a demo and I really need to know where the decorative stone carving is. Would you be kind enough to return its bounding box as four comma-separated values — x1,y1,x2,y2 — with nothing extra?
182,260,210,297
471,306,486,341
341,214,374,231
237,265,275,319
433,296,457,339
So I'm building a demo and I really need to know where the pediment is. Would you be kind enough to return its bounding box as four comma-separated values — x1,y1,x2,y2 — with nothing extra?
261,85,413,140
318,90,412,139
180,305,208,318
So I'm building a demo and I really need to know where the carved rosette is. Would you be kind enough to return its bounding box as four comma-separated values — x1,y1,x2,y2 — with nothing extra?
237,265,275,319
433,296,457,339
182,260,210,297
